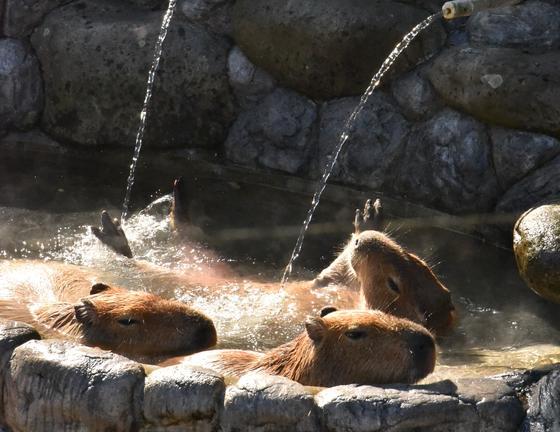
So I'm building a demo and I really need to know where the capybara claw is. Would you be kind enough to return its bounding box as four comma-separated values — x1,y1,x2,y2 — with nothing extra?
91,210,133,258
354,198,384,233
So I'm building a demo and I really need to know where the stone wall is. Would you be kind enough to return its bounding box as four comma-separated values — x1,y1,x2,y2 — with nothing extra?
5,319,559,432
2,0,560,220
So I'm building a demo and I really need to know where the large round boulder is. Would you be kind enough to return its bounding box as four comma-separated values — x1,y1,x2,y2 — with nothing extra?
31,0,235,148
427,47,560,137
514,204,560,303
232,0,446,100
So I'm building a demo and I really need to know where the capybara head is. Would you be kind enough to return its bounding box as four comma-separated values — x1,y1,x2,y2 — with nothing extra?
71,283,217,357
349,231,456,335
277,308,436,386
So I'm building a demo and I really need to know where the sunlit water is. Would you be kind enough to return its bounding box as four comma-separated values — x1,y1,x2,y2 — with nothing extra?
1,198,559,378
122,0,178,219
282,13,441,285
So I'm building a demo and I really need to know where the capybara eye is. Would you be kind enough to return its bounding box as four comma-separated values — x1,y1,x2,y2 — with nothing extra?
117,317,140,326
387,278,400,294
345,330,367,340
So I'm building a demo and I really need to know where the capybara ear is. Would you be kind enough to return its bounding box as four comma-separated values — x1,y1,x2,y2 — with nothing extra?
90,283,112,295
74,299,98,326
320,306,338,317
305,316,326,342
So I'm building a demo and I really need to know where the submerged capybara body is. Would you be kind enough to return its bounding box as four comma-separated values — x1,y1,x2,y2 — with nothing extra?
0,260,217,359
163,309,436,386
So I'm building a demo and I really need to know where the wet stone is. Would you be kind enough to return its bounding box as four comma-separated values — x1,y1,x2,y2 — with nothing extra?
394,109,500,214
2,0,73,37
222,372,319,432
390,69,442,121
227,46,276,108
491,128,560,190
513,204,560,304
180,0,234,35
497,155,560,214
224,88,317,174
0,38,43,135
311,91,409,190
4,339,145,431
522,367,560,432
467,1,560,52
143,365,225,430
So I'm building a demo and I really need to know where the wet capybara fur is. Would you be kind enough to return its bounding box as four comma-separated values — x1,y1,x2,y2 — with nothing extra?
163,308,436,386
0,260,217,359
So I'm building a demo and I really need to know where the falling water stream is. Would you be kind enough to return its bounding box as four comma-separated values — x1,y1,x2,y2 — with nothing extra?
281,13,442,285
121,0,178,220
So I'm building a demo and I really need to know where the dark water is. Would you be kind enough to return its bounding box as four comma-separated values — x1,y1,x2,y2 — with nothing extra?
0,149,559,378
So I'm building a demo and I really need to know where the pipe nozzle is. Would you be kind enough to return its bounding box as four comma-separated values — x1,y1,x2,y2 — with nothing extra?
442,0,523,19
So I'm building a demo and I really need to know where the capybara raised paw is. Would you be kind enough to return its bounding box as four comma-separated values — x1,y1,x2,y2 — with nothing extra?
91,210,133,258
354,198,384,234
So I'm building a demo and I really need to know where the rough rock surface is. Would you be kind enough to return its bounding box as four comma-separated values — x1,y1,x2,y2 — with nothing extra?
390,70,442,121
395,109,500,214
428,47,560,137
31,0,234,148
125,0,168,10
232,0,446,99
227,46,276,108
2,0,73,37
224,88,317,174
4,339,145,431
0,39,43,135
513,204,560,304
143,365,225,430
223,372,319,432
311,92,410,190
497,155,560,213
180,0,234,36
468,1,560,52
0,321,40,424
491,128,560,190
523,367,560,431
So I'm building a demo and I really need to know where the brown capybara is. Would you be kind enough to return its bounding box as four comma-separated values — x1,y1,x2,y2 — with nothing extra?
161,308,436,386
0,260,217,359
93,184,455,335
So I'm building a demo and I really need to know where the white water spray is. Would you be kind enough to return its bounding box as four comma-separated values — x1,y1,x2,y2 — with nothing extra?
121,0,178,220
281,13,441,285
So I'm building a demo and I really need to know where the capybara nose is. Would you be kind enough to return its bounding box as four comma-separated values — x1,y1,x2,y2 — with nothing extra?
407,332,436,380
194,320,217,351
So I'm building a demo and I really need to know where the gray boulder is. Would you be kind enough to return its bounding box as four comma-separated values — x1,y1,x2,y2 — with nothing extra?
232,0,446,99
395,109,500,213
497,155,560,213
523,367,560,431
124,0,168,9
31,0,234,148
312,92,410,190
391,69,442,121
2,0,73,37
468,1,560,52
224,88,317,174
222,372,319,432
491,128,560,190
143,365,225,430
180,0,234,36
513,204,560,304
0,38,43,135
227,46,276,108
4,339,145,431
428,47,560,137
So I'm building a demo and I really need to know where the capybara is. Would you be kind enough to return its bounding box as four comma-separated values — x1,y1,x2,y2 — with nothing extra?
92,182,455,335
162,308,436,386
0,260,217,359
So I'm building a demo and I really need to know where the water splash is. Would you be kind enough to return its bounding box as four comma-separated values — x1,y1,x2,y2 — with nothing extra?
281,13,441,285
121,0,178,220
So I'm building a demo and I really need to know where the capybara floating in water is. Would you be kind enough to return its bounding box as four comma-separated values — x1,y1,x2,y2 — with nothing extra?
162,308,436,386
92,181,455,335
0,260,217,359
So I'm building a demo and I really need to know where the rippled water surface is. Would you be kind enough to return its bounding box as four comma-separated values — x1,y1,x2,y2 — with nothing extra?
1,189,559,378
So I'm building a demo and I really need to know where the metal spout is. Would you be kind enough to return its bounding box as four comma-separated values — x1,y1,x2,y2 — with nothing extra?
442,0,523,19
